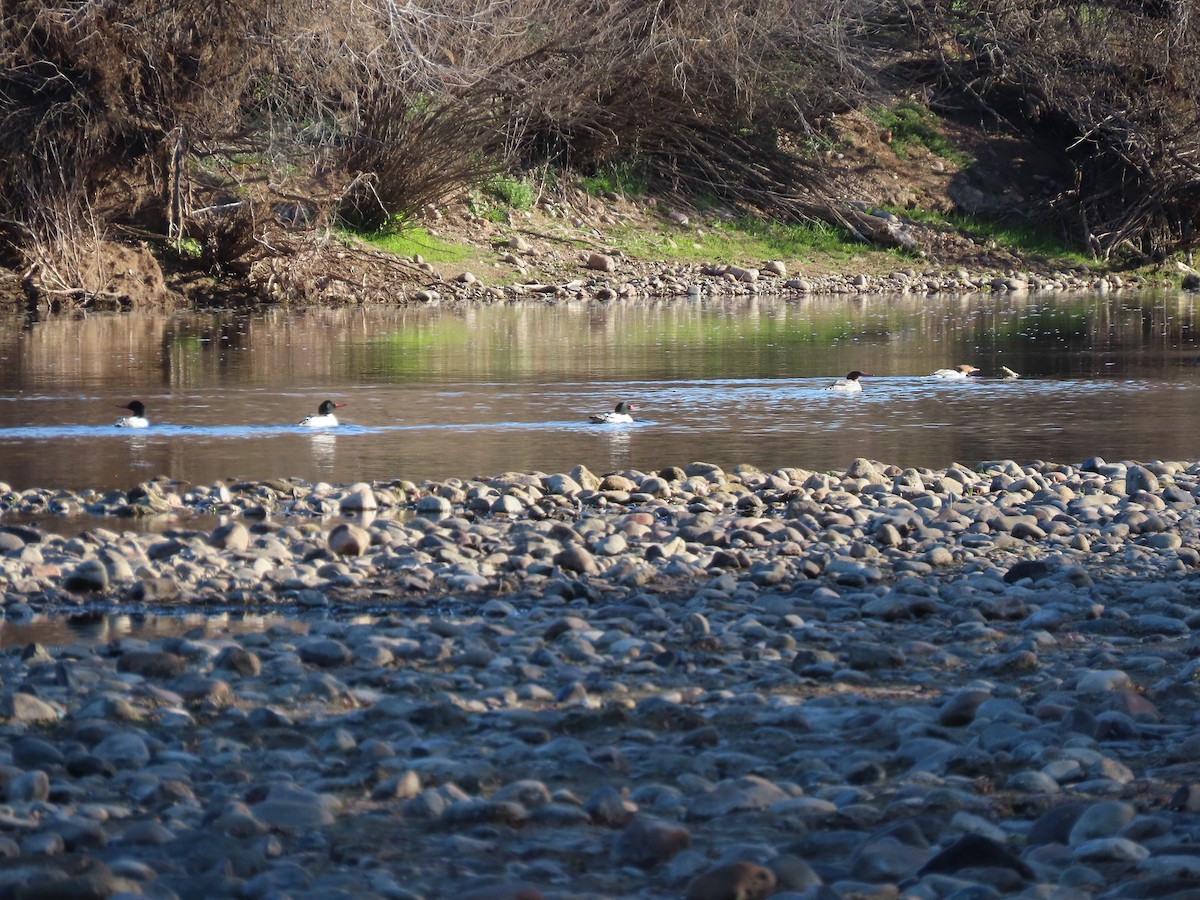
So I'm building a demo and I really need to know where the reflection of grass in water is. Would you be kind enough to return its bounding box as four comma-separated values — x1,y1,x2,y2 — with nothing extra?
652,315,868,345
348,321,475,376
986,307,1089,343
349,310,894,383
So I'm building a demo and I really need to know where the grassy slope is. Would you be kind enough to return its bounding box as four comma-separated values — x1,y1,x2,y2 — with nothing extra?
348,108,1189,288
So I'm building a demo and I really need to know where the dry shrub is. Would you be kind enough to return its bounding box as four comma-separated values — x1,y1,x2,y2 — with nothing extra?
247,233,426,305
0,0,366,291
906,0,1200,259
478,0,870,217
339,90,507,231
2,0,877,286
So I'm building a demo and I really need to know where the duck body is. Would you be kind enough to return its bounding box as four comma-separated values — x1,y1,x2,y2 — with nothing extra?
299,400,345,427
115,401,149,428
589,401,636,424
931,365,980,379
827,371,868,392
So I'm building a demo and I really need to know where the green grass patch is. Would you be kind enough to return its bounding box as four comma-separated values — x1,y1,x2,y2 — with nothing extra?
887,206,1093,264
350,225,473,264
482,175,536,210
869,102,973,167
581,161,649,198
169,237,204,260
611,214,877,265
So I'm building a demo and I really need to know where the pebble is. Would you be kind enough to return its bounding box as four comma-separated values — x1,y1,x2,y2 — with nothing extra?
0,455,1199,898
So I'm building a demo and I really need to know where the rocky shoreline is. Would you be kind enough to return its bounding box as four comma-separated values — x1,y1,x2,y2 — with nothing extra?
2,456,1200,899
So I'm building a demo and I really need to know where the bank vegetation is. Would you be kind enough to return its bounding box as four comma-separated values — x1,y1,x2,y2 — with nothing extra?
0,0,1197,304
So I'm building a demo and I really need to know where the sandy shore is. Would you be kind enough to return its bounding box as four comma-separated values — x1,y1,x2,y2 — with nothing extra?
1,456,1199,899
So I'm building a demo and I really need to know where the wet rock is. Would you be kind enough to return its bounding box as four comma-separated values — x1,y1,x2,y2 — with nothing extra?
917,834,1035,881
64,559,108,592
613,817,691,868
686,861,777,900
417,495,453,517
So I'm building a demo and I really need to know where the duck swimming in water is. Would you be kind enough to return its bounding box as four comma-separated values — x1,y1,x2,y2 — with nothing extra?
589,401,636,424
115,400,149,428
827,371,869,392
299,400,345,427
930,365,980,379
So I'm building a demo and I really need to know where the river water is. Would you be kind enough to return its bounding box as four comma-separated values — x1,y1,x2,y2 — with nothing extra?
1,291,1198,494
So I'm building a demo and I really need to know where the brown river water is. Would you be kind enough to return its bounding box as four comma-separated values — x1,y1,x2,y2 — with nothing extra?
1,291,1198,494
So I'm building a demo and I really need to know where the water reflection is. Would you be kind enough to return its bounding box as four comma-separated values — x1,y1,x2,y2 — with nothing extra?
308,431,338,471
0,609,303,649
0,292,1197,492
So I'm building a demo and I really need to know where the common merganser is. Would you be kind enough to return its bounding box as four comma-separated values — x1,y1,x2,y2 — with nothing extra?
299,400,345,427
589,401,636,424
115,400,149,428
930,365,980,379
827,371,869,392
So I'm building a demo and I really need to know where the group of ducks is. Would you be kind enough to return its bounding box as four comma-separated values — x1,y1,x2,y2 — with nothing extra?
827,363,1019,392
114,399,346,429
114,398,626,429
588,364,1006,424
114,366,1007,429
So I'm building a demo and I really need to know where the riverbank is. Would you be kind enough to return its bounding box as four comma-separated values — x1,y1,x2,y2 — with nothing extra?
6,164,1193,312
1,456,1199,899
181,192,1184,310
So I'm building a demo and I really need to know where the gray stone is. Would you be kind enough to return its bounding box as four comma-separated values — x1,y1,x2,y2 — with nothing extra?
329,523,370,556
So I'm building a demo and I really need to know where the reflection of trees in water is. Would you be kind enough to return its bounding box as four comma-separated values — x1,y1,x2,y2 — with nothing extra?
3,291,1198,391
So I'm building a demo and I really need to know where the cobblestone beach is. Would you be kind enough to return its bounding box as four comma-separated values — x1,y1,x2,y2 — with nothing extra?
1,456,1200,900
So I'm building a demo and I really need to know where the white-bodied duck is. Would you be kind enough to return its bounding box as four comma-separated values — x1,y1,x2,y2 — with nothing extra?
115,400,149,428
827,371,869,392
299,400,345,427
589,401,636,424
930,364,980,379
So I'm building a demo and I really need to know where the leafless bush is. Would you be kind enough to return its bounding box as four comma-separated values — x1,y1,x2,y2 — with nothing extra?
0,0,899,291
474,0,870,216
339,88,508,231
904,0,1200,259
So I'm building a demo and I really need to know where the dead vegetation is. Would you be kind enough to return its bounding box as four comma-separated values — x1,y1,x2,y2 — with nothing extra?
904,0,1200,261
0,0,1197,304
